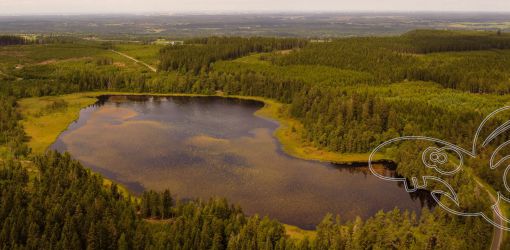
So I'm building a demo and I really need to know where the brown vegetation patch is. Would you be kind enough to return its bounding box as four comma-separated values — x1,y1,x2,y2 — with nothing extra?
37,57,93,65
37,59,57,65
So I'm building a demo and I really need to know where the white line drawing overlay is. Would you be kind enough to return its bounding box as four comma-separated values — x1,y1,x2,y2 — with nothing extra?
368,106,510,231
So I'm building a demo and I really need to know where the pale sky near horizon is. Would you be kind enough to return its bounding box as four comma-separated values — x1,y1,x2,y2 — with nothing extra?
0,0,509,14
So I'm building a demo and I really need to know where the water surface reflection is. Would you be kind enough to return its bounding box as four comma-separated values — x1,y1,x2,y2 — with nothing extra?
51,95,433,229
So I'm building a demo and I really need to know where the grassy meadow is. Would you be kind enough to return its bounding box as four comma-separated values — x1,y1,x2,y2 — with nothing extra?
18,93,99,153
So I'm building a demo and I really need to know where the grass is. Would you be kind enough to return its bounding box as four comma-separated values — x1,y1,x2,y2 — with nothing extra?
228,94,384,163
0,146,11,159
19,91,384,165
284,224,317,241
102,177,134,200
18,92,140,198
17,91,385,236
114,43,163,67
230,53,272,65
0,42,150,82
18,93,99,154
17,91,213,154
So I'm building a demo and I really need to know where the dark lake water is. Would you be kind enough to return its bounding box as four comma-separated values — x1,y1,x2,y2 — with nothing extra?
51,95,433,229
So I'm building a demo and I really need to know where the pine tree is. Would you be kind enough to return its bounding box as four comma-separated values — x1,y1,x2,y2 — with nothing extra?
118,233,128,250
86,223,98,250
162,190,173,219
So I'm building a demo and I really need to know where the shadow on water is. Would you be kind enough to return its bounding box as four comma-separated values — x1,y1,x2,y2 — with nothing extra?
88,163,146,194
51,95,436,229
330,163,436,210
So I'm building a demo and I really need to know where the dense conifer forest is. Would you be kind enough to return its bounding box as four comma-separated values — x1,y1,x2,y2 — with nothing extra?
159,37,307,73
0,151,493,249
1,30,510,249
0,36,30,46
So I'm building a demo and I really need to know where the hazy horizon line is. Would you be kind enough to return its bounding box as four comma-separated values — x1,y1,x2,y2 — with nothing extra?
1,10,510,17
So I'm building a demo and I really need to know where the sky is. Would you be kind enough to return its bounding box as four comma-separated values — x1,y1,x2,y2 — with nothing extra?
0,0,509,15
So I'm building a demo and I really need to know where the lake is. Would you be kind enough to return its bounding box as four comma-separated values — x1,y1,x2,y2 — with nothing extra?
51,95,433,229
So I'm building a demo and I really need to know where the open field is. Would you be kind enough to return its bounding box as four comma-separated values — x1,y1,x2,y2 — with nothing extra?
114,43,164,68
0,42,153,84
1,13,509,38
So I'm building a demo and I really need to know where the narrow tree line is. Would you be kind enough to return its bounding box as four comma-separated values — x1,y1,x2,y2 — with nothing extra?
0,35,30,46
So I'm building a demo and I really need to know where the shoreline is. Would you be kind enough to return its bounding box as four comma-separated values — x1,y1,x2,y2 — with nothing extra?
17,91,388,239
220,94,386,164
20,91,387,164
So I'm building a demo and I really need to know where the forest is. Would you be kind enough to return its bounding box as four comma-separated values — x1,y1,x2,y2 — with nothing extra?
158,37,307,74
1,30,510,249
0,36,30,46
0,151,493,249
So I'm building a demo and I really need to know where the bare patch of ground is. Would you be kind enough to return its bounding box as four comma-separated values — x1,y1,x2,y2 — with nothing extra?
113,62,126,67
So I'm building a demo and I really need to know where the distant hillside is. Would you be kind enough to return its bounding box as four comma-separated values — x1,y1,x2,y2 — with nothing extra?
1,12,510,38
